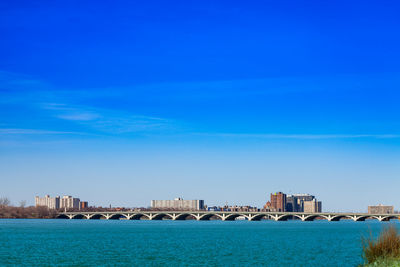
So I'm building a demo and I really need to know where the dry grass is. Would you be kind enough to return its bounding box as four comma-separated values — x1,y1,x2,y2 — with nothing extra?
362,225,400,264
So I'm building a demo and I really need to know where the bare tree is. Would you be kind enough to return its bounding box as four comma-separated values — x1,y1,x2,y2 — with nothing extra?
19,200,26,208
0,197,10,207
36,206,49,218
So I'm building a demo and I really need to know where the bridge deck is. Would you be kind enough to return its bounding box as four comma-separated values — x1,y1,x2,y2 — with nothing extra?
58,211,400,222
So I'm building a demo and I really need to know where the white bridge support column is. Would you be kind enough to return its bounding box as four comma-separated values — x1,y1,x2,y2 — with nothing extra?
270,215,279,221
60,212,395,222
248,214,255,221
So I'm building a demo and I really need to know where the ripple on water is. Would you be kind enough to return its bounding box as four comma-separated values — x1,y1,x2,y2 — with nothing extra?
0,219,396,266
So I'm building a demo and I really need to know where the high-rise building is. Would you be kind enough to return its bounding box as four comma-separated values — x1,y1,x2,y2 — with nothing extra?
60,196,80,210
151,198,204,210
35,195,60,209
368,205,394,214
286,194,316,212
268,192,286,212
80,201,88,210
285,196,296,212
303,199,322,213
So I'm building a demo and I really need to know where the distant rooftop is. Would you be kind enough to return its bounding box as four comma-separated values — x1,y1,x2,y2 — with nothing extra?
287,194,314,197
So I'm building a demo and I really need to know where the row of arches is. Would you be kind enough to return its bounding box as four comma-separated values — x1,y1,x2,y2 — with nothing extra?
57,213,400,222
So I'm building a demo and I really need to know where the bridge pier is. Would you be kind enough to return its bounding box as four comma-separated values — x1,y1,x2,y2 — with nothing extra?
269,215,278,221
58,211,398,222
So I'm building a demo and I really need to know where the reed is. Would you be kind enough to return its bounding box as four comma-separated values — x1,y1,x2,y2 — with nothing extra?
362,225,400,265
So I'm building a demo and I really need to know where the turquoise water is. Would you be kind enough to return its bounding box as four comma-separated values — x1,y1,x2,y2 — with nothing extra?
0,219,397,266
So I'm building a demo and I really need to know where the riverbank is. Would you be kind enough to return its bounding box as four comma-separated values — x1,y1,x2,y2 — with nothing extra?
361,225,400,266
0,206,57,219
363,257,400,266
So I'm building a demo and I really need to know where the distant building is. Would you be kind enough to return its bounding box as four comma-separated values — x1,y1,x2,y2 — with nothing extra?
225,205,259,212
80,201,88,210
60,196,80,210
265,192,286,212
285,196,296,212
303,199,322,213
368,205,394,214
151,198,204,210
35,195,60,209
286,194,317,212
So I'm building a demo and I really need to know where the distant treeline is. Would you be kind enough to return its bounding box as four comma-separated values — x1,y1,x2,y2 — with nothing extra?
0,206,58,219
0,197,57,219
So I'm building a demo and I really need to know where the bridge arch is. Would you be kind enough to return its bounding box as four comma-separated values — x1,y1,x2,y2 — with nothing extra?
151,213,174,220
174,213,198,220
224,214,249,221
303,215,330,221
56,214,70,219
250,214,272,221
199,213,223,221
89,214,108,220
381,215,399,222
71,214,86,219
330,215,355,221
129,214,151,220
108,214,128,220
277,214,303,221
355,216,381,222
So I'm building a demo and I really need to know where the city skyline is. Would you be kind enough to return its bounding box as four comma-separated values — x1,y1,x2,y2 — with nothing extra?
1,1,400,211
26,191,395,213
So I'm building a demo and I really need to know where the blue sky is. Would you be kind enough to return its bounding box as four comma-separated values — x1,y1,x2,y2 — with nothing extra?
1,1,399,211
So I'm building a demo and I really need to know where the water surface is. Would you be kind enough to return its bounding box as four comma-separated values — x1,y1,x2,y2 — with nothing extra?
0,219,396,266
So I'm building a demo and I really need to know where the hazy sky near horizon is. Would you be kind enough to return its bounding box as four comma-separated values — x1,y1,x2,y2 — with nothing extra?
1,1,400,211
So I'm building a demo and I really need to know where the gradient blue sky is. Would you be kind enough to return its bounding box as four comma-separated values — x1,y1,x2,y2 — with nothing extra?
1,1,400,211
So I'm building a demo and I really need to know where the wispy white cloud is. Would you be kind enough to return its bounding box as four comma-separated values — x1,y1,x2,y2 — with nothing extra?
57,113,100,121
0,128,85,135
195,133,400,139
41,103,100,121
40,102,174,134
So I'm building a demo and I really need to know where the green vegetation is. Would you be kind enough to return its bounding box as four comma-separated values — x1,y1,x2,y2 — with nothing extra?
361,225,400,266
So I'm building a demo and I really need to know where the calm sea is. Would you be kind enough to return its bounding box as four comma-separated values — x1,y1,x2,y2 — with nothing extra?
0,219,397,266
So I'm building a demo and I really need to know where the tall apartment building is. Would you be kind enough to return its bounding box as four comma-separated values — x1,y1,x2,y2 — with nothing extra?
286,194,316,212
35,195,60,209
60,196,80,210
151,198,204,210
80,201,88,210
266,192,286,212
303,199,322,213
35,195,85,210
368,205,394,214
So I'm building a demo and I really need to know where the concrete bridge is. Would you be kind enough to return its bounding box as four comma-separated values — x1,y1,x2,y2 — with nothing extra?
57,211,400,222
